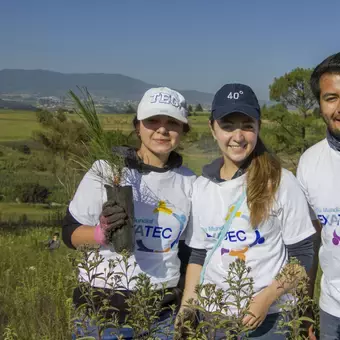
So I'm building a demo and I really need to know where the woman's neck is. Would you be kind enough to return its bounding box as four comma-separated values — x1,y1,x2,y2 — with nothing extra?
137,145,170,168
220,156,243,180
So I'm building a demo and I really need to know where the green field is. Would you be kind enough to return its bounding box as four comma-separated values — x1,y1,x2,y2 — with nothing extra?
0,109,212,141
0,109,322,339
0,110,41,141
0,109,216,175
0,202,63,221
0,109,216,221
0,227,74,339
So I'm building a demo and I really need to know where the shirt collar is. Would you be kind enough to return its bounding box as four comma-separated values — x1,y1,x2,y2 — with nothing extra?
202,156,251,183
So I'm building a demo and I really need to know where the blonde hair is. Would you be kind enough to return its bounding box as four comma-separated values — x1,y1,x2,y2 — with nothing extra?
246,138,282,227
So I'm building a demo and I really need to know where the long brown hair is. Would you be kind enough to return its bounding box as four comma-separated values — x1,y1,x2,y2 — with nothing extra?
246,138,282,227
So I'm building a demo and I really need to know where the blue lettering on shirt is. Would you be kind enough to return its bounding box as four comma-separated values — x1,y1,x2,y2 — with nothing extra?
224,230,247,242
134,224,173,239
162,228,172,239
236,230,246,241
145,225,153,237
318,214,340,226
152,226,162,238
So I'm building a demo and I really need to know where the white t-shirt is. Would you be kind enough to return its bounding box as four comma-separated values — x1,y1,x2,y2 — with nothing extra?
69,160,196,290
186,169,315,315
297,138,340,318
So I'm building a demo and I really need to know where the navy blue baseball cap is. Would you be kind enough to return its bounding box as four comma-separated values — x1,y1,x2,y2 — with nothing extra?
211,83,261,121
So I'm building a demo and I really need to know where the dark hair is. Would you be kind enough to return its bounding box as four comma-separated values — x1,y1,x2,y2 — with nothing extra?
53,232,59,237
132,115,190,134
310,52,340,102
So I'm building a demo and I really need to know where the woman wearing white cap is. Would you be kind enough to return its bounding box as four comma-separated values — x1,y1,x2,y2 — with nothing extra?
62,87,196,339
179,83,316,339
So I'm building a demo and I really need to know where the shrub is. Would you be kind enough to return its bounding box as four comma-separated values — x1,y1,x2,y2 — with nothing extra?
17,145,31,155
15,183,51,204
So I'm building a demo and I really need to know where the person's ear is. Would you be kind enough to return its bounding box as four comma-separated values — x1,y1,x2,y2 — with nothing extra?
209,121,217,141
135,120,141,137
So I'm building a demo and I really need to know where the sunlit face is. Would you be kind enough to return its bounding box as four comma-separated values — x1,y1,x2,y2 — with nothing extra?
210,112,259,166
138,115,184,155
319,73,340,138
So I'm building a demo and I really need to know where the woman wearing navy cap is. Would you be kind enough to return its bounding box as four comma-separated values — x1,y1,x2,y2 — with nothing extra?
179,83,316,339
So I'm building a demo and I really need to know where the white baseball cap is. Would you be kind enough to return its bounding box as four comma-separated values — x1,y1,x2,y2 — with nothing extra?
137,87,188,124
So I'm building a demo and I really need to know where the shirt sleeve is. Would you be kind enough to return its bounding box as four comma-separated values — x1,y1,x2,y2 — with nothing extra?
185,180,206,250
287,236,314,272
62,208,82,249
278,170,316,245
296,157,318,221
188,247,207,265
68,160,112,227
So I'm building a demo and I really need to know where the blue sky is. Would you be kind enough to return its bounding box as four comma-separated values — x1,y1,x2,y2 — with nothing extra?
0,0,339,100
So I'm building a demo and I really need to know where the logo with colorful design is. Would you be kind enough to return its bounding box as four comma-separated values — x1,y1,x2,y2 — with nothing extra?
317,212,340,247
221,230,265,261
332,230,340,246
220,205,265,261
136,201,186,253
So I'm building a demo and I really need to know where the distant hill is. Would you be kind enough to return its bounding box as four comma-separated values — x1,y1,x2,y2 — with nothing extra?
0,69,215,105
0,69,270,106
0,98,36,110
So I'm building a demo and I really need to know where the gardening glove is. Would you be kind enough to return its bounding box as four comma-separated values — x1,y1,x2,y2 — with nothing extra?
94,200,127,246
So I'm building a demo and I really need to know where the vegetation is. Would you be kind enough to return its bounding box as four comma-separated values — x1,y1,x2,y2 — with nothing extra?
0,67,326,339
269,68,317,153
195,103,203,112
0,231,320,339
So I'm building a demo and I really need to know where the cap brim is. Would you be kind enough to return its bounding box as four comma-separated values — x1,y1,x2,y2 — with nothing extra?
137,108,188,124
212,104,260,121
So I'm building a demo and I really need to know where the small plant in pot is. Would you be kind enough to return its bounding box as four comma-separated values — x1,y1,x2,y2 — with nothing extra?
69,87,135,253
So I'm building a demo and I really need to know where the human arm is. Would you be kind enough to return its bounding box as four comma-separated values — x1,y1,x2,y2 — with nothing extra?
308,220,322,298
176,250,205,332
242,237,314,329
62,161,127,249
243,171,316,329
63,204,127,249
180,248,206,307
177,179,207,320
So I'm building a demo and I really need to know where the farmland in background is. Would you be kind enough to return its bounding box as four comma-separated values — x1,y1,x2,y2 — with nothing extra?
0,108,323,339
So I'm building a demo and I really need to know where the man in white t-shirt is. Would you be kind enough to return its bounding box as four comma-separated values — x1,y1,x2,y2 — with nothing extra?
297,52,340,340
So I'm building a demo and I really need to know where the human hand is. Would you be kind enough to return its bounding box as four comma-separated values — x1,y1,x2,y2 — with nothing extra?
300,306,317,340
174,306,196,340
94,200,127,246
308,325,317,340
242,289,273,330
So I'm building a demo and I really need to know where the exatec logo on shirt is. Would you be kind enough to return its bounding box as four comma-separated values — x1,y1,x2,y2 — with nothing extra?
135,201,186,253
205,205,265,261
316,207,340,246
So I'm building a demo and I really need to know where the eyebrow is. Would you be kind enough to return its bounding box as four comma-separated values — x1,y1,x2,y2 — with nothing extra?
322,92,339,98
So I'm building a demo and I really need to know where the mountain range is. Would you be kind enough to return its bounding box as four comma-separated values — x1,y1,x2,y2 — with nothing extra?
0,69,269,106
0,69,215,105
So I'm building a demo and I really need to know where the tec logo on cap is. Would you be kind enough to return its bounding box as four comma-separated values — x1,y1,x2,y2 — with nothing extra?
137,87,188,123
